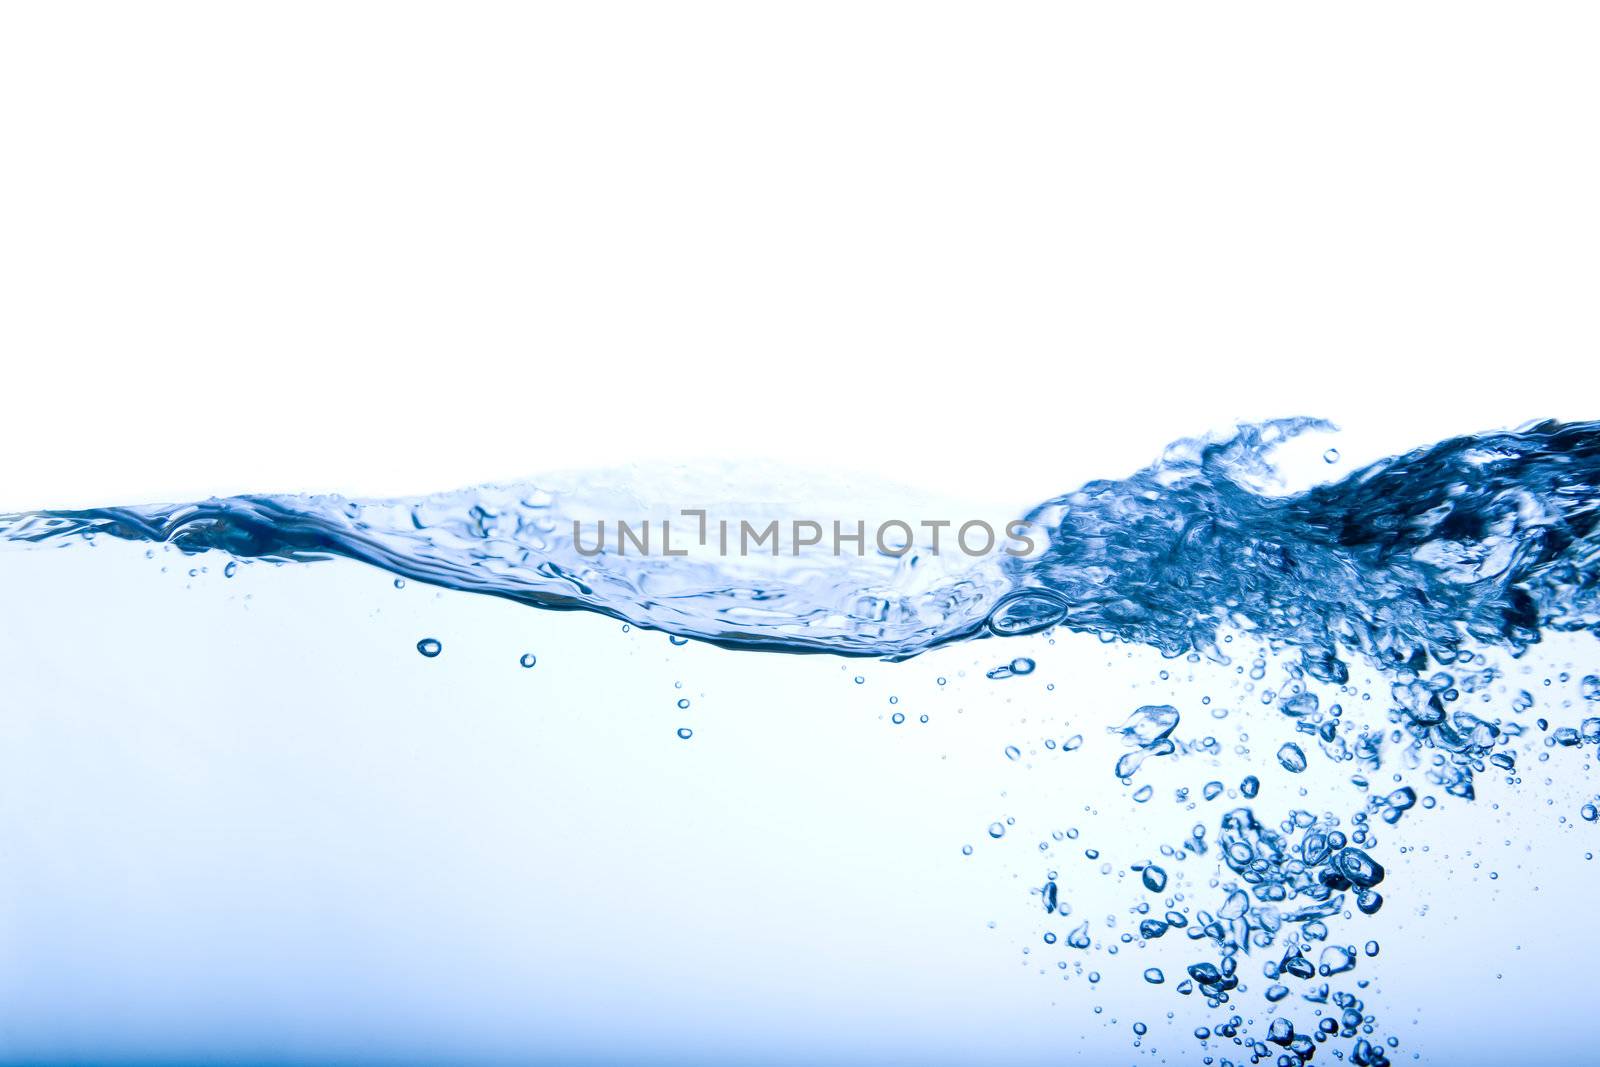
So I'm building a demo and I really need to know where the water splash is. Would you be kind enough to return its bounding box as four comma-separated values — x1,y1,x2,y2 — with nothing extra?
8,418,1598,669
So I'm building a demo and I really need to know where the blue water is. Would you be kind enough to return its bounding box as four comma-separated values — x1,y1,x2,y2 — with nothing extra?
4,419,1600,1064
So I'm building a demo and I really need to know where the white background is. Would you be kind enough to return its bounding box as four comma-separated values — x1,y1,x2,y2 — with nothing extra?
3,3,1597,512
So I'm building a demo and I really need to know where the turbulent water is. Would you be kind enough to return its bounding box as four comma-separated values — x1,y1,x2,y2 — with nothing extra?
6,418,1600,1066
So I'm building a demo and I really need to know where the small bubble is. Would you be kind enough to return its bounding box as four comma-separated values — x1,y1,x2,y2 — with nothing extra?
891,712,905,724
519,653,537,668
988,822,1006,839
1143,968,1164,984
1005,745,1022,761
676,727,693,740
223,561,238,578
1141,865,1168,893
962,844,974,856
677,698,690,709
1323,448,1340,464
394,578,406,589
416,638,442,658
669,635,689,647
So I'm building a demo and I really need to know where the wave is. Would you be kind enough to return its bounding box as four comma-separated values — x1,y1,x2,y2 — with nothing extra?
7,418,1598,670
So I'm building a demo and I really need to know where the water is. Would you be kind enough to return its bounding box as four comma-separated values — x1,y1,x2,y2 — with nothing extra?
3,419,1600,1064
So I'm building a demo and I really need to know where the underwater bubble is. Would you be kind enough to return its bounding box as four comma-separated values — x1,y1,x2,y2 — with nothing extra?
961,844,974,856
1115,749,1149,779
1319,945,1357,977
677,698,690,709
519,653,537,668
988,822,1006,839
1005,745,1022,761
676,727,693,740
986,591,1068,636
1203,780,1224,801
1584,675,1600,701
1277,742,1308,773
1132,785,1153,803
1118,705,1180,746
1280,691,1320,718
1332,847,1385,888
1067,922,1091,949
891,712,905,724
1141,865,1168,893
416,638,442,658
223,561,237,578
1323,448,1340,464
1011,657,1036,675
1240,775,1260,798
669,635,689,646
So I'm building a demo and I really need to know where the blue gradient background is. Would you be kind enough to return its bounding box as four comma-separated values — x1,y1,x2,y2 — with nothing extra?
3,541,1598,1064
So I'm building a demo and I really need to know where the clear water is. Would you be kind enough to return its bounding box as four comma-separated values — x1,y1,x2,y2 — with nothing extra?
4,419,1599,1065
